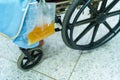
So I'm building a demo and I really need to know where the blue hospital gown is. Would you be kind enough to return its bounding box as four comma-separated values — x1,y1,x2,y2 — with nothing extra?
0,0,39,49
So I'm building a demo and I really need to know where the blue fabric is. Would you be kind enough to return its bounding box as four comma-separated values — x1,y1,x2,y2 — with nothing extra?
0,0,28,38
0,0,39,49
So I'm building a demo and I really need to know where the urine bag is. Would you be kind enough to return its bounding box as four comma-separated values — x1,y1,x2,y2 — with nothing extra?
26,1,56,45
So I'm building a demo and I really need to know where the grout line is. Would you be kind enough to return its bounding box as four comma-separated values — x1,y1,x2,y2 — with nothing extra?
67,51,83,80
0,55,17,63
32,69,57,80
1,56,57,80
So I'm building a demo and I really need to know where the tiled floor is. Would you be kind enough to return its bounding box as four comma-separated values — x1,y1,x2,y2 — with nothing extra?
0,0,120,80
0,31,120,80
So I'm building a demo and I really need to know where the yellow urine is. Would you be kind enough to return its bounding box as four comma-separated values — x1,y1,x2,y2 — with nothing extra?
28,22,55,45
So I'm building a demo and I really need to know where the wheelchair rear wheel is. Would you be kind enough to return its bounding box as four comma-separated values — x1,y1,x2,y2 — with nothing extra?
62,0,120,50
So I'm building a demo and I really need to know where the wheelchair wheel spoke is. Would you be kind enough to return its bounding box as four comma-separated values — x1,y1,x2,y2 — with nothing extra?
105,0,119,13
24,56,28,59
70,26,74,41
74,17,96,26
24,60,30,67
73,0,91,25
100,0,107,11
74,22,96,43
90,24,99,44
34,53,40,58
88,4,98,15
107,10,120,18
103,21,115,33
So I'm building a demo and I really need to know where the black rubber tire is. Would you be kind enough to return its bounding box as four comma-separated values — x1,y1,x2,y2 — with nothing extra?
62,0,120,50
17,47,43,71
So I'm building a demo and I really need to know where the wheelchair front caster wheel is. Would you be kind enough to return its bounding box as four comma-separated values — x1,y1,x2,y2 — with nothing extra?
17,47,43,71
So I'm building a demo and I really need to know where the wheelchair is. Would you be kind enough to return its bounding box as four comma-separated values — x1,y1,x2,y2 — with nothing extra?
1,0,120,71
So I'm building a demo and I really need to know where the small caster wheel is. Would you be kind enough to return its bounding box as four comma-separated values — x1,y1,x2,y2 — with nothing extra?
17,47,43,71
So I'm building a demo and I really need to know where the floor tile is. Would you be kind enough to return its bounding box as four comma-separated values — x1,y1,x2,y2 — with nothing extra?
34,32,81,80
69,33,120,80
0,36,21,62
0,57,55,80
